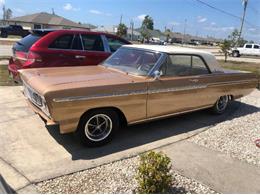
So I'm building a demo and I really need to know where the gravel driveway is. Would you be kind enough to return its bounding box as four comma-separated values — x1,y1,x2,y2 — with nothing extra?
37,156,216,194
189,90,260,167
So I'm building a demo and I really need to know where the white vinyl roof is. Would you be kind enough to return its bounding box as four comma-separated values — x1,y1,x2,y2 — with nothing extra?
122,44,223,72
123,44,211,55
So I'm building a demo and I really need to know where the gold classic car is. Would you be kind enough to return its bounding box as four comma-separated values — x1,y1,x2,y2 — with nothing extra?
19,45,258,146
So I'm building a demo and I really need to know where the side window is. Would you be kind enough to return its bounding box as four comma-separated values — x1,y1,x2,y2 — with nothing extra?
245,44,252,48
49,34,73,49
161,55,209,77
81,34,104,51
253,45,259,49
71,35,83,50
106,36,127,52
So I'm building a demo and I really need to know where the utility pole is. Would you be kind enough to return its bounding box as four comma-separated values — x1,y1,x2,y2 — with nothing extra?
238,0,248,45
130,20,134,41
2,5,6,25
52,8,55,15
119,14,123,24
182,19,187,45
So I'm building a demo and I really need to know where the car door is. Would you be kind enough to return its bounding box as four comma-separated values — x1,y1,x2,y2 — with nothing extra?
253,44,260,56
147,54,212,118
47,34,82,67
79,33,110,65
244,44,252,55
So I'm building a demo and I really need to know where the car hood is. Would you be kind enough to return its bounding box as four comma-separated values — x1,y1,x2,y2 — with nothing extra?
19,65,144,95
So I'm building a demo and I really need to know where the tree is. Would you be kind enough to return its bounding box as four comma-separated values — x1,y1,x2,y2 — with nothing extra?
5,8,12,19
164,29,172,43
219,39,231,62
228,29,247,47
140,15,154,43
116,23,127,38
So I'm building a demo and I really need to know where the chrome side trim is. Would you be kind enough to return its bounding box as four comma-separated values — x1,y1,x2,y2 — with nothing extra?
53,90,147,103
148,84,207,94
209,79,257,87
128,105,213,125
53,79,256,103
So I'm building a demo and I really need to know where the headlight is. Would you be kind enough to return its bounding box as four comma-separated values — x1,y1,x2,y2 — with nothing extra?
23,82,50,117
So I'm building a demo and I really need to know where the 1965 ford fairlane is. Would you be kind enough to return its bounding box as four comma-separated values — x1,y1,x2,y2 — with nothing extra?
19,45,258,146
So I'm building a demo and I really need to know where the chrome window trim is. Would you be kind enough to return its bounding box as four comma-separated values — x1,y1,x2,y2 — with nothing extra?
148,52,168,77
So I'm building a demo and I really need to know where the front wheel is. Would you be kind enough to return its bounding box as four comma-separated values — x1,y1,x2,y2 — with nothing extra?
75,109,119,147
212,95,229,114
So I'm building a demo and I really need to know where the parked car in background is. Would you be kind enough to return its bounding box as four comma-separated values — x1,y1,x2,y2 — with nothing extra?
8,29,131,81
231,43,260,57
19,45,258,146
0,25,29,38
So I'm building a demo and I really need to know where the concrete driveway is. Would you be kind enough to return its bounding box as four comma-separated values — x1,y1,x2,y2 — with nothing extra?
0,45,12,57
0,86,257,192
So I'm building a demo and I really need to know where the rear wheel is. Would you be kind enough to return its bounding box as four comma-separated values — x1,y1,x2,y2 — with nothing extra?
212,95,229,114
75,109,119,147
232,51,240,57
1,31,7,38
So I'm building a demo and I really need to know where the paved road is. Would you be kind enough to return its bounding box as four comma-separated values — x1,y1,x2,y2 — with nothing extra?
0,86,252,192
0,45,12,57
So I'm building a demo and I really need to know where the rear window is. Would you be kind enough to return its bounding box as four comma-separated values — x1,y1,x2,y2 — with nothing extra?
14,34,41,52
49,35,74,49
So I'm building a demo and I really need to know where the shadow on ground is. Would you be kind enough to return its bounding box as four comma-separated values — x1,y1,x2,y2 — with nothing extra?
45,100,259,161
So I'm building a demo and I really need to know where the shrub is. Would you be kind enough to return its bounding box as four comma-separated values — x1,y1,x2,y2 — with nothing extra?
136,151,173,194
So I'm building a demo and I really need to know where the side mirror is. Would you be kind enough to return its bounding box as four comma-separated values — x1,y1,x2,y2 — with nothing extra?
153,70,162,80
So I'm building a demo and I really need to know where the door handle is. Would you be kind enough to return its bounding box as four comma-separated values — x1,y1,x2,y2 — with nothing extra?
189,79,199,83
75,55,86,59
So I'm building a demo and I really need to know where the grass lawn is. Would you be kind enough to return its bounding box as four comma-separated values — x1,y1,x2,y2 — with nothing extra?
218,60,260,89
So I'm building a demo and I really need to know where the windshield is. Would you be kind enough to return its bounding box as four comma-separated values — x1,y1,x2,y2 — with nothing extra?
102,48,161,76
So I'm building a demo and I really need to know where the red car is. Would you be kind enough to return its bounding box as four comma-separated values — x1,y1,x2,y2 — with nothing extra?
8,29,131,81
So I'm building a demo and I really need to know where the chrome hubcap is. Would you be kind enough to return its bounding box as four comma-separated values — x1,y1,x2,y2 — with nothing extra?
216,96,228,111
85,114,112,142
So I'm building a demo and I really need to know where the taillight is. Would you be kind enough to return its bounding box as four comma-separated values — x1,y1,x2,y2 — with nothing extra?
26,51,42,65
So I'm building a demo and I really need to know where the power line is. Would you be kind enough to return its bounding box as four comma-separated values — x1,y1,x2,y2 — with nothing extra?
194,0,260,29
194,0,241,20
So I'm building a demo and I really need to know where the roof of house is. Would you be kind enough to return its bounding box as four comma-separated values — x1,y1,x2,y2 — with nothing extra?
7,12,88,29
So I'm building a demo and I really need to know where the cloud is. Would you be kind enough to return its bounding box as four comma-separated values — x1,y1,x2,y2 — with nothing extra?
204,26,234,32
89,9,111,16
0,0,4,6
89,9,102,14
197,16,207,23
210,22,216,26
248,28,256,32
136,14,147,21
63,3,80,11
169,21,180,26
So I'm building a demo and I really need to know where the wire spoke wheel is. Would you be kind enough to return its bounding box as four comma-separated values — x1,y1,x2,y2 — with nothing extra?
84,114,113,142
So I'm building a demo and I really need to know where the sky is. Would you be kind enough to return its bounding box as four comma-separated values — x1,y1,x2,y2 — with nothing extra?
0,0,260,41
